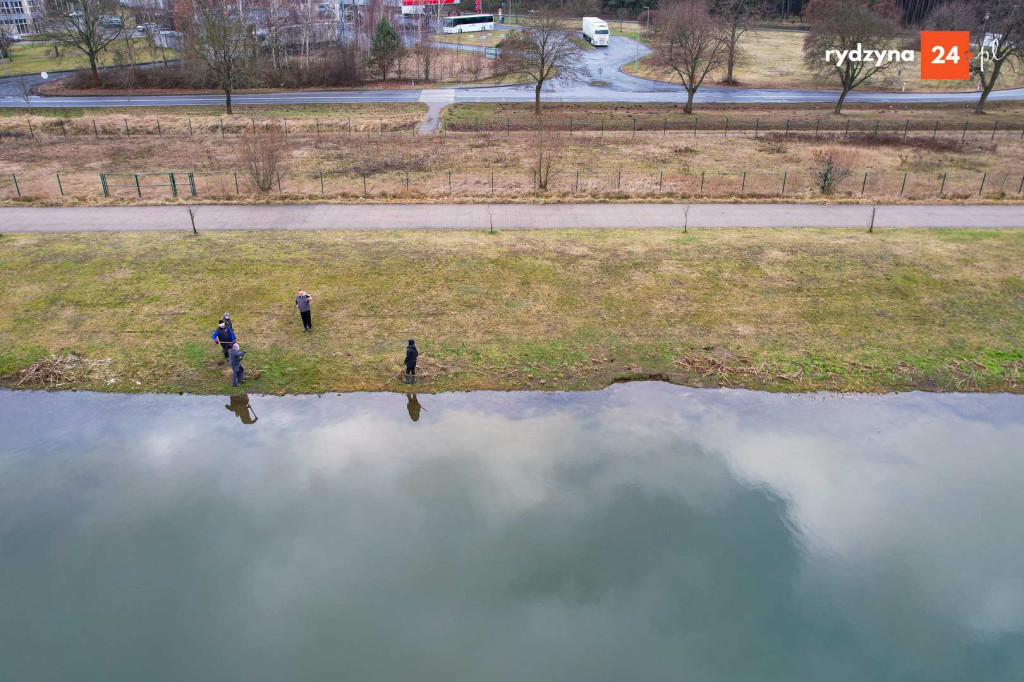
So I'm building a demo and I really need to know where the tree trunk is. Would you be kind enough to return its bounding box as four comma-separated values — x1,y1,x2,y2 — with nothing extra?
834,87,850,115
225,86,233,115
975,58,1003,114
90,56,100,87
534,80,543,116
683,87,695,114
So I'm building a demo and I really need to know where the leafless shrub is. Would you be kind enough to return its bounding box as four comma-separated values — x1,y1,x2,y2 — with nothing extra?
811,147,855,194
240,124,286,193
534,122,566,191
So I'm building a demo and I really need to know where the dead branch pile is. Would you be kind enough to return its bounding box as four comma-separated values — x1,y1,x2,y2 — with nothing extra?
15,353,82,388
674,352,803,385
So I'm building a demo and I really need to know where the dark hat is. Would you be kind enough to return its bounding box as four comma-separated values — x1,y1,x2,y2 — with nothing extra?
408,339,415,345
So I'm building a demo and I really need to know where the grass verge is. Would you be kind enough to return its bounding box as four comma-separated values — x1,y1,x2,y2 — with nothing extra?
1,229,1021,395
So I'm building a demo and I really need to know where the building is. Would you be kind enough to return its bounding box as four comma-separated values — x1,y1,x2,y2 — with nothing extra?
0,0,41,34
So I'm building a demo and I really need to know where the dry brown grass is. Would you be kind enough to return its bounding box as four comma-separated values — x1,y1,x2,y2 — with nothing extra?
1,124,1021,204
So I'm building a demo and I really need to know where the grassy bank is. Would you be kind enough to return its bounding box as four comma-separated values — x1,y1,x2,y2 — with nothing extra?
1,229,1022,395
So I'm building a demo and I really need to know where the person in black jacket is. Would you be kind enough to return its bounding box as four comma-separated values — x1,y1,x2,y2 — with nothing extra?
404,339,418,384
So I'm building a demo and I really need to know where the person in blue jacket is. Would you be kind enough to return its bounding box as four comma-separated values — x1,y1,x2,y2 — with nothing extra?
212,321,236,361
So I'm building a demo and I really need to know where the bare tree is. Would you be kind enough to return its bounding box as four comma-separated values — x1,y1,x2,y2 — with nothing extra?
969,0,1024,114
113,31,140,101
651,0,729,114
44,0,128,87
811,147,855,193
803,0,903,114
496,15,588,115
414,37,434,81
534,120,565,191
14,75,34,112
240,124,286,192
711,0,763,83
182,0,251,114
924,0,976,30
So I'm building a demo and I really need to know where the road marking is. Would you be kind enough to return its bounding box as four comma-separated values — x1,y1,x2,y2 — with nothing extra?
418,89,456,104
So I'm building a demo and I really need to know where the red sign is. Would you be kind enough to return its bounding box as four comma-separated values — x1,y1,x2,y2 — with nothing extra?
920,31,971,80
475,0,480,10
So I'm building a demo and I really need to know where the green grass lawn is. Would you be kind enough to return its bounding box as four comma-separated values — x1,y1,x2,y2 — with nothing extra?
1,38,168,77
1,229,1021,395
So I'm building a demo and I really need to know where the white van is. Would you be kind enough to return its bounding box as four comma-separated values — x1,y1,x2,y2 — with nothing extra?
582,17,610,47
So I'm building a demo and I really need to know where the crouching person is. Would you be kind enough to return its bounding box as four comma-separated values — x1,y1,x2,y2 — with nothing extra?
229,342,246,387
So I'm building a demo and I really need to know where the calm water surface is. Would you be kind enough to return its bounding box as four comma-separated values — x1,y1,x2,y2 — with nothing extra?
1,384,1023,681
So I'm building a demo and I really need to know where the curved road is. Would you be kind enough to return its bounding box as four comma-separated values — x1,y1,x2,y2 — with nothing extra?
1,34,1021,108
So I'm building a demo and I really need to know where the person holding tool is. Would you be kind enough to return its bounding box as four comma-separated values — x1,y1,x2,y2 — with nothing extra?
212,320,236,362
229,342,246,387
404,339,419,384
295,290,313,332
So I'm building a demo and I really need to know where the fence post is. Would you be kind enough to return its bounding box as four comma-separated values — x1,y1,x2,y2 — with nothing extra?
189,118,193,138
741,171,746,193
220,118,224,139
933,121,938,138
251,116,256,134
28,120,34,138
56,173,64,197
617,170,622,190
874,119,879,136
93,119,99,139
700,171,705,194
845,119,850,137
320,171,325,195
1018,174,1024,194
364,173,368,196
693,117,697,138
234,172,239,194
11,173,19,197
939,172,947,195
59,118,67,139
188,173,196,197
781,171,787,194
277,171,282,193
575,170,579,193
601,118,605,137
348,118,352,136
101,174,109,197
632,117,636,137
903,120,908,139
663,118,667,135
283,118,288,135
169,173,177,198
315,117,320,141
125,118,130,137
724,117,729,138
900,172,907,197
754,118,759,138
408,171,412,194
448,171,452,195
979,172,987,195
659,170,663,193
134,174,141,197
157,119,162,137
533,170,537,195
991,121,998,140
861,172,868,195
813,118,819,137
961,120,968,142
785,119,790,136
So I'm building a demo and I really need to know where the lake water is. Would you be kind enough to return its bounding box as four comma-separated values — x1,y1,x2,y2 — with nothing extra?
2,384,1023,681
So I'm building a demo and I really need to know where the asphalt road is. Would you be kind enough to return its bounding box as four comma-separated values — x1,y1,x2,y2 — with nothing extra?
2,204,1022,232
1,34,1022,108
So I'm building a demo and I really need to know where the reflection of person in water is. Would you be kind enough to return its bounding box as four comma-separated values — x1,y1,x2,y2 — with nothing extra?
406,393,422,422
226,394,258,424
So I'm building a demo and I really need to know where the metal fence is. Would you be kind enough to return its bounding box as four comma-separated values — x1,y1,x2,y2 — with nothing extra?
3,115,1024,141
3,168,1022,201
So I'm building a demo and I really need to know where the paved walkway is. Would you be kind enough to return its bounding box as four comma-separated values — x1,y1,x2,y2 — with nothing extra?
2,204,1023,232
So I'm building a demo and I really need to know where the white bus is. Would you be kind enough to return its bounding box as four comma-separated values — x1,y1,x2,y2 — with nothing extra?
442,14,494,33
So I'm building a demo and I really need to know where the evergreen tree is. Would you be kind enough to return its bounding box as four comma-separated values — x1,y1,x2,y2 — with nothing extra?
368,17,405,82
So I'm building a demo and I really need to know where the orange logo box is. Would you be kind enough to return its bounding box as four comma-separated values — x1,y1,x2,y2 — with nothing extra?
920,31,972,80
